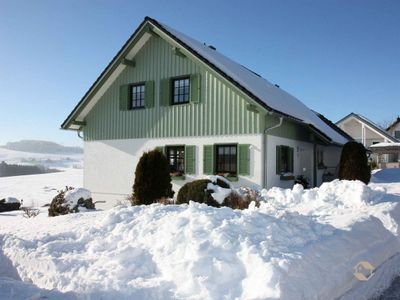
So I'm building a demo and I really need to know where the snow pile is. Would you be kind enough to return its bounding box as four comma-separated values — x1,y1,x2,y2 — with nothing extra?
63,188,91,208
372,168,400,184
1,179,400,299
207,175,233,204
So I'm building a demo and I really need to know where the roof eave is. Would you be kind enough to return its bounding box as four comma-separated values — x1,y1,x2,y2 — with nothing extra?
61,18,151,130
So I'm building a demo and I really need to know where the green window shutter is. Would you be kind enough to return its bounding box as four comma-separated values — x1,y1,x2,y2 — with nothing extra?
238,144,250,175
289,147,294,172
144,81,155,108
155,146,165,155
160,78,171,106
119,85,130,111
190,73,201,103
203,145,214,175
185,145,196,174
276,146,281,174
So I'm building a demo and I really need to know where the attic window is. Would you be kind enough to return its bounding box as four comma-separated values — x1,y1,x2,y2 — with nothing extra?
172,77,190,104
130,83,145,109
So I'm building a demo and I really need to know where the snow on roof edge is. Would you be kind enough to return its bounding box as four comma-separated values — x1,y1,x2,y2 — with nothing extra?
154,19,347,144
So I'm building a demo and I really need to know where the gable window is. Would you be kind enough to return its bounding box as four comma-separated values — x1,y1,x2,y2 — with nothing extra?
215,144,237,176
130,83,145,109
166,146,185,176
395,131,400,139
172,77,190,104
276,145,294,174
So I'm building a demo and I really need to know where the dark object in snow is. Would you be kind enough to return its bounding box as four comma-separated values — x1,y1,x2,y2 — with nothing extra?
294,175,310,189
132,149,174,205
21,207,40,218
176,178,230,207
48,187,95,217
0,198,21,212
222,191,260,210
339,141,371,184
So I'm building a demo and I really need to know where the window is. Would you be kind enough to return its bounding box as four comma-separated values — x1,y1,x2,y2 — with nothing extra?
166,146,185,175
395,131,400,139
276,145,294,174
317,149,325,168
172,77,190,104
215,144,237,175
130,83,145,109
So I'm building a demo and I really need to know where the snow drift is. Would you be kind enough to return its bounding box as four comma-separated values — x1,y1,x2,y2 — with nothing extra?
1,179,400,299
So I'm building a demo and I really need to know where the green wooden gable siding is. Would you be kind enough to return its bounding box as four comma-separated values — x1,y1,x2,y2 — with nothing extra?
266,115,327,145
83,35,262,141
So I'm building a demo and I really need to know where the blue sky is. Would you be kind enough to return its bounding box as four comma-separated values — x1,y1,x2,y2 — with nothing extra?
0,0,399,146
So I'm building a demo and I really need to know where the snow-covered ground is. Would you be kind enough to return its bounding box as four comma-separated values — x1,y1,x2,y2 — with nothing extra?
0,147,83,170
0,169,400,299
0,169,83,207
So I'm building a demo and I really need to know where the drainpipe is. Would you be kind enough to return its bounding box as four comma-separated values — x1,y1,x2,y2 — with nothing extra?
262,114,283,188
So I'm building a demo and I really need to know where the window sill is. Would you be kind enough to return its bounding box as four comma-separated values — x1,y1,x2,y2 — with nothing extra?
171,175,185,181
280,175,295,181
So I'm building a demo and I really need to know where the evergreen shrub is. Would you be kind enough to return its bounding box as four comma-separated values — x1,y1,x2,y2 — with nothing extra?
338,141,371,184
132,149,174,205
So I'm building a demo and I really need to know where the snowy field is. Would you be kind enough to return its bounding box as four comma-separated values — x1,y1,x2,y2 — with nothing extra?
1,169,400,299
0,147,83,170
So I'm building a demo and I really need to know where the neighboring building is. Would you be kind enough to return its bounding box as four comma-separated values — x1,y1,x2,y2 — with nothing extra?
62,17,350,208
336,113,400,166
386,117,400,139
336,113,398,147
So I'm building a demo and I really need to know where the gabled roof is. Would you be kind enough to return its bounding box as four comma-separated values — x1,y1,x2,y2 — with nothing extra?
336,112,399,143
386,117,400,131
62,16,348,145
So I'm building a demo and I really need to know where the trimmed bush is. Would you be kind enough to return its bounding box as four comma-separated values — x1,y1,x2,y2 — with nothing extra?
132,149,174,205
48,187,95,217
176,178,230,207
338,141,371,184
223,188,261,210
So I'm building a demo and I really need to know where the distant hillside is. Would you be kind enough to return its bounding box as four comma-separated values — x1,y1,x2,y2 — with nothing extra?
0,140,83,154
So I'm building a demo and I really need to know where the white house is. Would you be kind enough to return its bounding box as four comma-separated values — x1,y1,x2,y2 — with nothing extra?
386,117,400,139
336,112,399,166
62,17,350,208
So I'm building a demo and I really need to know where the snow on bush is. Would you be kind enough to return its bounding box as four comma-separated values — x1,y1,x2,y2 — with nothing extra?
48,187,94,217
0,197,21,212
4,197,20,204
1,179,400,299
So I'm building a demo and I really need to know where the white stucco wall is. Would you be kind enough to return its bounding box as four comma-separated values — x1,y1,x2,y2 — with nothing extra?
84,134,263,209
265,135,315,189
85,134,343,209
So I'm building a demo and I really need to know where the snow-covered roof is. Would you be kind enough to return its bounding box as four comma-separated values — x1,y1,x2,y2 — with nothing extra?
154,19,348,144
370,142,400,148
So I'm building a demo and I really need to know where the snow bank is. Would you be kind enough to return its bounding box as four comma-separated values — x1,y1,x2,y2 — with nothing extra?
1,179,400,299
